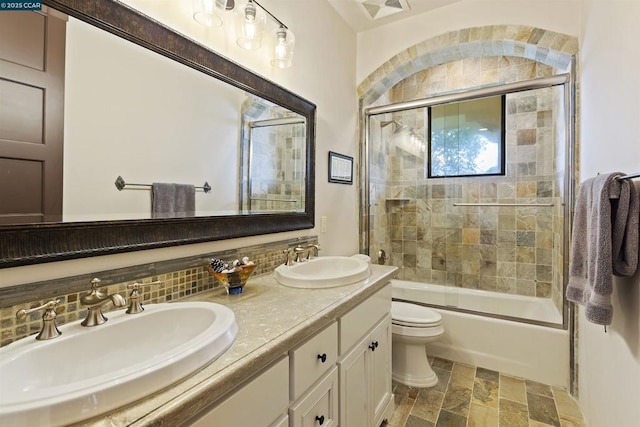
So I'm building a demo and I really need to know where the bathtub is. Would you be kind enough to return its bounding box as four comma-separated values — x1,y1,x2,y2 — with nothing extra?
392,280,570,388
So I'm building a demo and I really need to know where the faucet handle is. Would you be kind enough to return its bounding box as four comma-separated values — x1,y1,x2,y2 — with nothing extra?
16,299,62,340
90,277,101,289
126,280,162,314
283,248,296,266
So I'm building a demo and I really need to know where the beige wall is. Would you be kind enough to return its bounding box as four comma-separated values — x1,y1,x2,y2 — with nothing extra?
578,1,640,426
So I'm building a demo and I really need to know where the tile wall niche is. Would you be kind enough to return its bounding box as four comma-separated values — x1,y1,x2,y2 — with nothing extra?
0,235,317,347
367,56,567,313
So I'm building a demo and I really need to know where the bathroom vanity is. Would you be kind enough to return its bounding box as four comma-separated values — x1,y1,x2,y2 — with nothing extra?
78,264,397,426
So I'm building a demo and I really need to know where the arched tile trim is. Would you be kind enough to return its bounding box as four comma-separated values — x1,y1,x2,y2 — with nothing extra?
358,25,578,105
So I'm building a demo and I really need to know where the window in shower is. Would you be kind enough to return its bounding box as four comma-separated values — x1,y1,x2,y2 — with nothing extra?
428,95,505,178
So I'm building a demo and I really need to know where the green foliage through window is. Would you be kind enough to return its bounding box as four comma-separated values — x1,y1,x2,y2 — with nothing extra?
428,95,505,178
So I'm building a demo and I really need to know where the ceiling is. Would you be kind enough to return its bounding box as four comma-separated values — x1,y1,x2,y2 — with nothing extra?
327,0,463,32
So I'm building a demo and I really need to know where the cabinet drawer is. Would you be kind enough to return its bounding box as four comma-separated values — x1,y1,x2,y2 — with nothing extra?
290,367,338,427
339,283,391,355
290,321,338,401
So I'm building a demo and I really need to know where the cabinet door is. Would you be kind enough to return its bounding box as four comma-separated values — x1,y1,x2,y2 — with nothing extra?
338,340,368,427
369,316,392,427
189,357,289,426
290,367,339,427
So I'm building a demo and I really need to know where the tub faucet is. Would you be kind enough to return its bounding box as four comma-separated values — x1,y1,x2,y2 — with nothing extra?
80,278,126,327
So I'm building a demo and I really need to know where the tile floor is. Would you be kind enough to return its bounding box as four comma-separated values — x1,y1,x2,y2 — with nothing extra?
387,357,586,427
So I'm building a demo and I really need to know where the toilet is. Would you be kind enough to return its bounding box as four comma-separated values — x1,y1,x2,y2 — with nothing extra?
391,301,444,388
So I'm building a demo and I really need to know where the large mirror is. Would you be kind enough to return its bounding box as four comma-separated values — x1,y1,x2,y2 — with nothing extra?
0,0,316,268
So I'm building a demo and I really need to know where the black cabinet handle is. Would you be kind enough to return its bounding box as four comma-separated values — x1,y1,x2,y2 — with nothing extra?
317,353,327,363
369,341,379,351
315,415,325,425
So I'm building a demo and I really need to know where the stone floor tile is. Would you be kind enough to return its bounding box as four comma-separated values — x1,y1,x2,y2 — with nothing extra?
473,378,499,408
432,367,452,393
476,367,500,383
559,414,587,427
499,398,529,427
525,379,554,397
530,420,557,427
449,362,476,388
441,384,472,417
436,409,467,427
527,393,561,427
432,357,454,371
388,395,415,427
468,402,499,427
411,388,445,423
388,359,586,427
500,374,527,404
551,387,583,420
405,414,435,427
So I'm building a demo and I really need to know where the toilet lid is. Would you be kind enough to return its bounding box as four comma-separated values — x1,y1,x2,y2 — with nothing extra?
392,301,442,326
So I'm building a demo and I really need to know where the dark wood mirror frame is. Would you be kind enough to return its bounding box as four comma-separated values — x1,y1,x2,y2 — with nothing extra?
0,0,316,269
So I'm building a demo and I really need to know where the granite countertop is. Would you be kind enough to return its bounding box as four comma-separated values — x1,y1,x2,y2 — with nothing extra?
80,264,397,427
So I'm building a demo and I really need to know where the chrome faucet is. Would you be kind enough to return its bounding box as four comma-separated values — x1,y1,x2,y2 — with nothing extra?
125,280,162,314
80,278,126,327
16,299,62,340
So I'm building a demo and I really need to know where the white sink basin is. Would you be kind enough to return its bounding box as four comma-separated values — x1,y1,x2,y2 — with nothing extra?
274,255,371,288
0,302,237,427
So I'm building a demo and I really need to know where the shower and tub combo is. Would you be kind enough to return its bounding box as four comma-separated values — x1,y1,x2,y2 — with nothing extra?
363,70,575,390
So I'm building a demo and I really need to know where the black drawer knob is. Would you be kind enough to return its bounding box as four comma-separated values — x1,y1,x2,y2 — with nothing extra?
369,341,379,351
317,353,327,363
315,415,325,425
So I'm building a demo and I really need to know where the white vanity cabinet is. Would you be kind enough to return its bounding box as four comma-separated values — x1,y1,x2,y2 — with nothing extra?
188,356,289,427
187,282,393,427
338,284,393,427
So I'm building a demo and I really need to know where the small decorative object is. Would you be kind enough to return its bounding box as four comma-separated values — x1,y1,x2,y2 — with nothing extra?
208,257,257,295
328,151,353,184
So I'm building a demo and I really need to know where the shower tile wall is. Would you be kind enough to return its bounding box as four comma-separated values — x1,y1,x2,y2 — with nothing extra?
247,123,306,212
370,56,566,313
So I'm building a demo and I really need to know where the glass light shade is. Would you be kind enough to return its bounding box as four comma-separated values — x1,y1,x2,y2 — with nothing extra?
234,0,266,50
193,0,228,27
271,27,295,68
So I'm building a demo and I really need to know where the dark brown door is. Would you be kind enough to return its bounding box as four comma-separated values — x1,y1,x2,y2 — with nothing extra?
0,10,65,224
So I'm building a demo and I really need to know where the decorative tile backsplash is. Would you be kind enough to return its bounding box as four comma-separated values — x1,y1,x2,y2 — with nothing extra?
0,236,317,347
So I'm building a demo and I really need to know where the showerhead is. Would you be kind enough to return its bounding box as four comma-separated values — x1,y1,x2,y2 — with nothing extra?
380,120,407,134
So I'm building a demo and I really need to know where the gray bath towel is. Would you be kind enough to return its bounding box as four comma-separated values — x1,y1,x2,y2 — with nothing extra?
152,183,196,218
566,173,639,325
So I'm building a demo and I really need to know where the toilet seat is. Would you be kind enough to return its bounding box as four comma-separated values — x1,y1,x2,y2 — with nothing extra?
392,301,442,327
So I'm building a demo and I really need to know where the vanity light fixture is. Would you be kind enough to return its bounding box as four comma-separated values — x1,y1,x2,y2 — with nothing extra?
234,0,266,49
193,0,295,68
272,25,295,68
192,0,230,27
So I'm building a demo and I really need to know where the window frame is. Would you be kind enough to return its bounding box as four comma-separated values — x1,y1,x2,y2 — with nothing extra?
427,94,507,179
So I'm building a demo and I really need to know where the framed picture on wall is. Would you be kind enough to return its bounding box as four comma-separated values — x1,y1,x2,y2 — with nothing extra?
328,151,353,185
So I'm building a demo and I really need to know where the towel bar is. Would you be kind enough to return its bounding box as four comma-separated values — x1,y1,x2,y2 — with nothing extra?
249,198,298,203
114,176,211,193
452,202,554,207
615,172,640,181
